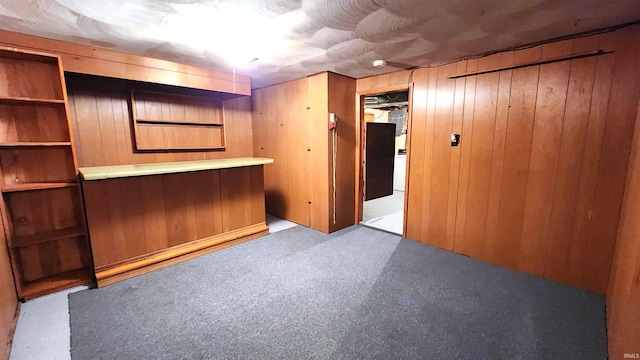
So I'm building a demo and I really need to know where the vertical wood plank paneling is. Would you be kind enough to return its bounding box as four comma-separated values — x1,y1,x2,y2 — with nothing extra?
327,73,357,232
70,91,105,166
163,173,190,247
493,47,541,269
518,43,571,276
82,181,115,267
193,170,221,236
104,179,128,261
607,99,640,359
120,177,147,257
400,25,640,296
249,166,267,225
418,67,437,242
483,51,513,262
182,172,199,242
405,68,429,240
83,166,268,286
252,78,311,227
307,73,329,232
445,60,467,247
543,56,597,284
453,59,477,252
568,51,615,286
428,63,456,249
219,167,252,231
460,55,501,259
67,86,254,167
582,27,640,293
139,174,168,253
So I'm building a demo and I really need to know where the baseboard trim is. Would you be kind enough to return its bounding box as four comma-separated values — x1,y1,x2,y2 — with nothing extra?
95,223,269,287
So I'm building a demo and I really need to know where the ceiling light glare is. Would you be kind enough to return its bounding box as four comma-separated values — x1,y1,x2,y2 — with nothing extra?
372,60,387,68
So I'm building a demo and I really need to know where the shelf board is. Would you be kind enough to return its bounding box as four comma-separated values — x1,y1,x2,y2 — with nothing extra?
11,226,86,249
136,119,223,127
2,182,78,193
19,267,92,300
0,96,65,105
0,141,71,148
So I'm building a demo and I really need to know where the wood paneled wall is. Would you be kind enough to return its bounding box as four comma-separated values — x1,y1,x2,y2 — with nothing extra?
403,25,640,294
328,73,357,232
0,29,250,95
252,77,311,227
0,216,17,360
252,72,356,233
607,101,640,359
66,78,254,167
83,166,268,286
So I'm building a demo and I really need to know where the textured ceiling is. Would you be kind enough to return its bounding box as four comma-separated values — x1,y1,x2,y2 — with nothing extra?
0,0,639,89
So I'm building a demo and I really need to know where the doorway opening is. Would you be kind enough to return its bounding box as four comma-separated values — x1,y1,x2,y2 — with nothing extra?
360,90,409,235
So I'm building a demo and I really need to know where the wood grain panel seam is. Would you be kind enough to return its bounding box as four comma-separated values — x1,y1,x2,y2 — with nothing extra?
516,65,543,265
541,60,574,276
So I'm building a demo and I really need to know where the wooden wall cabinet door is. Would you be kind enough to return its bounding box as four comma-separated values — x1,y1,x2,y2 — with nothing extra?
0,46,91,300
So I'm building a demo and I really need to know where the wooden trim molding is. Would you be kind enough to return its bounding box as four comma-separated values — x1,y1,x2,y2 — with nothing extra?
0,29,250,95
95,223,269,287
449,50,611,78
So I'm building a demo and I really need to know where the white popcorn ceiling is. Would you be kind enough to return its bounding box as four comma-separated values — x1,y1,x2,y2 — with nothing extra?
0,0,638,89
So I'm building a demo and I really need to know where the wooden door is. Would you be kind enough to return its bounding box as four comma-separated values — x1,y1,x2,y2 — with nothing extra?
365,122,396,200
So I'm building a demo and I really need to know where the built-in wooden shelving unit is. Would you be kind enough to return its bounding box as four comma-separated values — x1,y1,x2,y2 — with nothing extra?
131,90,226,151
0,46,92,300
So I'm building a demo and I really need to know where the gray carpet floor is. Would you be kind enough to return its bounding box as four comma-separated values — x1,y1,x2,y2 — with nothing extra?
69,225,607,359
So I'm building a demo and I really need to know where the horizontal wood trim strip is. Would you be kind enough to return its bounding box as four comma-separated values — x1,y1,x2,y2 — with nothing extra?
449,50,611,78
19,267,92,301
11,226,86,248
357,84,410,96
1,182,78,193
64,56,251,95
79,158,273,180
0,142,71,147
95,223,269,287
132,89,228,103
0,96,65,104
136,119,223,127
0,45,59,62
0,30,251,95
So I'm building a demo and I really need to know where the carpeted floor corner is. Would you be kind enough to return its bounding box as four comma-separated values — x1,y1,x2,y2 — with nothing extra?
69,225,606,359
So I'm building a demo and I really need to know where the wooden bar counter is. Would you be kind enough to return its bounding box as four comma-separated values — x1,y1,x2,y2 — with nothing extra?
79,158,274,286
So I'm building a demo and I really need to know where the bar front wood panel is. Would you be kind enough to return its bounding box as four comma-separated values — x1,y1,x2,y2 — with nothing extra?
0,216,17,360
67,88,253,167
404,25,640,294
83,166,267,285
607,102,640,359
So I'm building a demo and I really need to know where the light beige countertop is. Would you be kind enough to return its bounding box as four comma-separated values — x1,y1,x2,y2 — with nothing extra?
79,157,274,180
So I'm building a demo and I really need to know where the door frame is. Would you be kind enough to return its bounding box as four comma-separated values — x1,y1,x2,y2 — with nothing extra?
355,84,413,235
